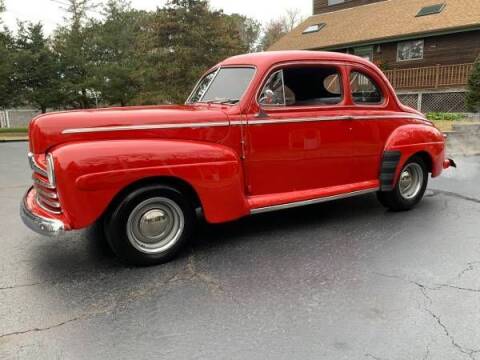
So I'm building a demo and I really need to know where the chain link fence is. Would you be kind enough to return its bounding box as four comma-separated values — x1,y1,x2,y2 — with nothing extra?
397,90,469,113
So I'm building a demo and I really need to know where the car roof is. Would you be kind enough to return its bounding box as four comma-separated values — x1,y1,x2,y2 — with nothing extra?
220,50,374,69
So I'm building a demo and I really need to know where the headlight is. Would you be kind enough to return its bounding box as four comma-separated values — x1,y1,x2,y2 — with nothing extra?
46,153,56,187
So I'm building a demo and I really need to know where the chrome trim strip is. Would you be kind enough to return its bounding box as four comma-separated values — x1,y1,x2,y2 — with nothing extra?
36,196,62,214
34,186,58,199
250,188,379,215
21,191,65,236
62,114,426,134
33,176,56,190
28,152,48,178
62,121,230,134
37,195,61,209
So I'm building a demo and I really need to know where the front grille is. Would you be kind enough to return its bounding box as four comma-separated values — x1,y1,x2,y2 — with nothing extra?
28,153,62,214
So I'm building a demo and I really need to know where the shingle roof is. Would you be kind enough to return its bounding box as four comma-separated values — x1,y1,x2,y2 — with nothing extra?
269,0,480,51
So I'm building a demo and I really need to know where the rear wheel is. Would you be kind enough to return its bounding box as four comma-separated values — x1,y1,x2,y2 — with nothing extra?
105,185,195,266
377,156,428,211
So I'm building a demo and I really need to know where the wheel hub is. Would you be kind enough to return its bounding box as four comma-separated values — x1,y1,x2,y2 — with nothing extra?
398,163,423,200
126,197,185,254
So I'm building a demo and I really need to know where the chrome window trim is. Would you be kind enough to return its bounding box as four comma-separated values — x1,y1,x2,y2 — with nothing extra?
250,188,379,215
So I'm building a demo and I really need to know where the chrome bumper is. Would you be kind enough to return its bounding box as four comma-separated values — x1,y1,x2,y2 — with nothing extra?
20,190,65,237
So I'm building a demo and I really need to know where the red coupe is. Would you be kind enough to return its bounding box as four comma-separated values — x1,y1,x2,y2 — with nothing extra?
21,51,455,265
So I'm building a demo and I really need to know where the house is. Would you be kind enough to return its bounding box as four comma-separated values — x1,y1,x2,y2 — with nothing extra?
270,0,480,112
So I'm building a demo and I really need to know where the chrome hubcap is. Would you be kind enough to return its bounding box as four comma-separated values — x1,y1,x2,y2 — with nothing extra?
127,197,184,254
399,163,423,200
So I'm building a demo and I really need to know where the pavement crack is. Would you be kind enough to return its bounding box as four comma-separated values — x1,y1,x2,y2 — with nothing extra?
426,309,480,360
365,354,388,360
0,315,85,339
375,272,480,360
430,189,480,205
184,254,224,295
0,282,42,291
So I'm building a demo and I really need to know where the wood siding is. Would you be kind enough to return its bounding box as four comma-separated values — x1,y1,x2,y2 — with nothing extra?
337,31,480,70
313,0,386,14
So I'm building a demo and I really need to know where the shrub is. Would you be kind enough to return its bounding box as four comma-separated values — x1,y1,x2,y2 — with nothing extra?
466,58,480,112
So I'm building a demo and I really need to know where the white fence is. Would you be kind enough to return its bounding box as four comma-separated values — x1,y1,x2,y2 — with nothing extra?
0,109,40,128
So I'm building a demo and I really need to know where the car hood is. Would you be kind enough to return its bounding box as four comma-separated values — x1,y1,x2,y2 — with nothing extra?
29,105,230,154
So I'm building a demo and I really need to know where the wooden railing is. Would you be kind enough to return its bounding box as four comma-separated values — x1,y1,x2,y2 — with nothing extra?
384,63,474,90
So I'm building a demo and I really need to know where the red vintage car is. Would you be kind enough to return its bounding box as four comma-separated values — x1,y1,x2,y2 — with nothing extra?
21,51,455,266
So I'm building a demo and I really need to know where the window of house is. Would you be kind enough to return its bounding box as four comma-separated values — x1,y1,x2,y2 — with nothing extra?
259,67,343,107
328,0,345,5
303,23,326,34
354,46,374,62
350,71,383,104
397,40,424,61
416,3,446,17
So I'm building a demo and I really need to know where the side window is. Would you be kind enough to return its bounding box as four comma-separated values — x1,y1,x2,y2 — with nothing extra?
259,70,285,106
350,71,383,104
259,66,343,107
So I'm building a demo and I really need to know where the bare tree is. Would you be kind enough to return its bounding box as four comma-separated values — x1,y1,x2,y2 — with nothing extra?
258,8,305,51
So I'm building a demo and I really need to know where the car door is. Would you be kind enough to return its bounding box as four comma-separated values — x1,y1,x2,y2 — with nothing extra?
244,63,354,196
345,67,400,183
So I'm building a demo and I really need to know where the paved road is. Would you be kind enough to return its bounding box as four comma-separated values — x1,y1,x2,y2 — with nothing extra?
1,142,479,360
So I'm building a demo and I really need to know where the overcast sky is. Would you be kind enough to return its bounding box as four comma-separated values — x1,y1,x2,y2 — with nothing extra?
2,0,312,34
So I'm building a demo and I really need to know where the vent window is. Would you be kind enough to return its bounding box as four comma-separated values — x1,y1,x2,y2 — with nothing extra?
302,23,326,34
416,3,446,17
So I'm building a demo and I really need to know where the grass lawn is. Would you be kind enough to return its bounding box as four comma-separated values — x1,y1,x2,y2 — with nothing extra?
0,127,28,133
430,120,480,132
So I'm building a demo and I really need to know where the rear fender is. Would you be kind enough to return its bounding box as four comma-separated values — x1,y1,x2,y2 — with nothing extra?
52,139,249,229
383,124,446,189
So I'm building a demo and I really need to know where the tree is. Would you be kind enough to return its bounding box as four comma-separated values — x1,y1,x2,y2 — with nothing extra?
466,57,480,112
0,5,18,109
15,22,64,112
258,8,304,51
87,0,145,106
136,0,251,104
52,0,97,108
229,14,261,53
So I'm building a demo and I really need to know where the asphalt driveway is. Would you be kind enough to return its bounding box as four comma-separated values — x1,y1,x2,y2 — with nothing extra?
1,142,479,360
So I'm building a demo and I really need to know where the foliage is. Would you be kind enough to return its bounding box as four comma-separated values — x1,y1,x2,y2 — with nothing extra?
0,0,298,109
426,112,465,121
15,22,64,112
466,58,480,112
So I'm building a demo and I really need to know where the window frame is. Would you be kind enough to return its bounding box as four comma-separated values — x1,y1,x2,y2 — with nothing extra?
328,0,345,6
255,62,346,110
396,39,425,62
186,65,257,105
349,69,385,106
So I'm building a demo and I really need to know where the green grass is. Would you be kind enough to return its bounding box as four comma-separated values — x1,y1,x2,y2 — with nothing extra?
0,127,28,133
426,112,464,121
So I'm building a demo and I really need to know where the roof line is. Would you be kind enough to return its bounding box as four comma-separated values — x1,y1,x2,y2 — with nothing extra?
311,24,480,51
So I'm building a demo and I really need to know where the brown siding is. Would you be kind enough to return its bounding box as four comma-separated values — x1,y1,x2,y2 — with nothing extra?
313,0,386,14
337,31,480,69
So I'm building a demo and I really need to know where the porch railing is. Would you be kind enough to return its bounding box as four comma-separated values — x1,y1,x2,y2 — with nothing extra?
384,63,474,90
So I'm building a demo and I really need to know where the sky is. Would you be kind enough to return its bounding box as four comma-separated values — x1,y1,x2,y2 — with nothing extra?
2,0,313,34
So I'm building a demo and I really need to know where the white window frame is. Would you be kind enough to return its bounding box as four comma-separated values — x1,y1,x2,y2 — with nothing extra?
328,0,345,5
397,39,424,62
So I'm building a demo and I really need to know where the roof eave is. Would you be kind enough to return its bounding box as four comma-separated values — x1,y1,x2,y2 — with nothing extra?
307,24,480,51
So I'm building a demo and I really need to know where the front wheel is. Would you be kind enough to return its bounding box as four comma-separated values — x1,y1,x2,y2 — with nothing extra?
377,156,428,211
105,185,195,266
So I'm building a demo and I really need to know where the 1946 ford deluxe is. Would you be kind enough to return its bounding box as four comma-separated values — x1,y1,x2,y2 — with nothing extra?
21,51,455,266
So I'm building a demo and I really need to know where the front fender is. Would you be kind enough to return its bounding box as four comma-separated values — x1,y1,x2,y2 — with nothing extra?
384,124,446,185
52,139,249,229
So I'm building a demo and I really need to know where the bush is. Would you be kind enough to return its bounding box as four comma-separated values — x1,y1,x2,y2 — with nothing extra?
426,112,464,121
466,59,480,112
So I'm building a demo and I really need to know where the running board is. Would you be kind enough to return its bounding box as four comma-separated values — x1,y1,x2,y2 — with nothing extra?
250,187,379,215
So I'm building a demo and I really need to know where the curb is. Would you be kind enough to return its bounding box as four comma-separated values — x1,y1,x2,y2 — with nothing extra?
0,138,28,143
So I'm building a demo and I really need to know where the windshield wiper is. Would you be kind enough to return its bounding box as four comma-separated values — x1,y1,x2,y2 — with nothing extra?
206,98,240,105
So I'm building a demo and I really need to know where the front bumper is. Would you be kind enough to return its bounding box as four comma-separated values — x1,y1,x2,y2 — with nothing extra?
20,187,65,237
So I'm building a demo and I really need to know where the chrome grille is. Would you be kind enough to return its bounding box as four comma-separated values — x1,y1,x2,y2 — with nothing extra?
28,153,62,214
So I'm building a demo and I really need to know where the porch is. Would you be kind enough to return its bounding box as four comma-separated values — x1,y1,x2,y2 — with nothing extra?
383,63,474,91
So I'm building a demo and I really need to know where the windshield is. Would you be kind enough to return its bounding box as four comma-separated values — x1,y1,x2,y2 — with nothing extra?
187,67,255,104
